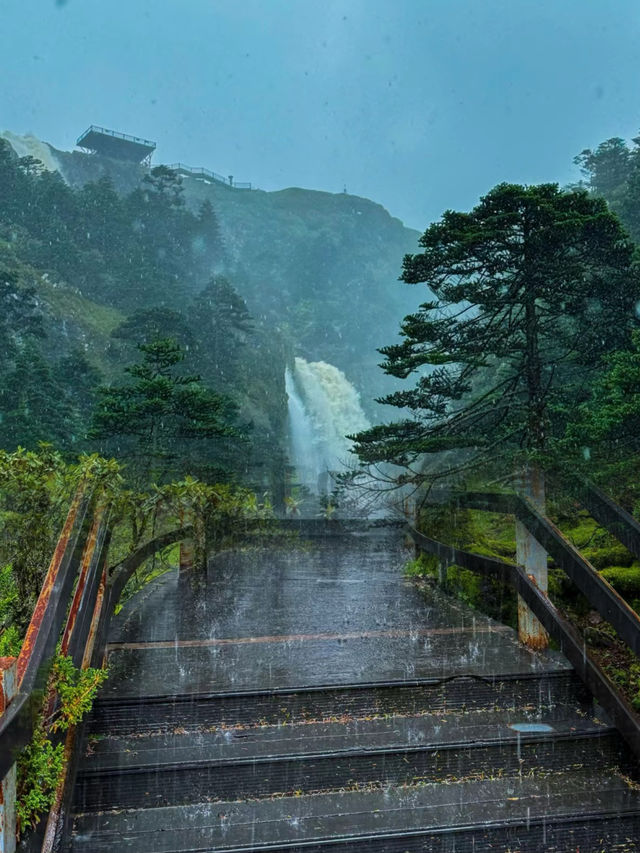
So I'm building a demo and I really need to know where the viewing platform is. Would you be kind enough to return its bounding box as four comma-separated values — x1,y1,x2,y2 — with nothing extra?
76,125,156,164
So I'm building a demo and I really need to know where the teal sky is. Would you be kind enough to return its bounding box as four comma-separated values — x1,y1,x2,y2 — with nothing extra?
2,0,640,229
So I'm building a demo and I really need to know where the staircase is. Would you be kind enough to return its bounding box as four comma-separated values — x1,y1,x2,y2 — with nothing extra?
65,529,640,852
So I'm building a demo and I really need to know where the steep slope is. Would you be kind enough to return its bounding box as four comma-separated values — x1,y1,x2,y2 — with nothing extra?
48,139,421,414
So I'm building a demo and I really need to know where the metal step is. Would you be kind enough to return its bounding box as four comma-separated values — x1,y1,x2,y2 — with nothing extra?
68,771,640,853
74,706,624,812
87,670,590,736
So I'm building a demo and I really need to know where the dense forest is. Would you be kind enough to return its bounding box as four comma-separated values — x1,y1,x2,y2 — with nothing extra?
5,130,640,514
344,132,640,682
0,140,290,488
0,131,419,656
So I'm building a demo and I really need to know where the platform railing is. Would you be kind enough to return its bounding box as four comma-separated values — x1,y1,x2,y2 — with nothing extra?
76,125,156,148
166,162,253,189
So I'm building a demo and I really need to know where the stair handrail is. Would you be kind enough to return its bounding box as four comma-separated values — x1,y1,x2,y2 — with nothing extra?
0,485,96,779
453,491,640,657
408,524,640,759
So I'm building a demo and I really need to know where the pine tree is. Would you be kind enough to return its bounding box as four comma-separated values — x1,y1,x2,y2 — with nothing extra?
352,183,639,496
89,338,242,483
188,277,253,388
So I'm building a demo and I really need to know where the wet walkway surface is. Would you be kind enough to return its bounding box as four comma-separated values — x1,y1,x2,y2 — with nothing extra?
105,528,569,698
69,526,640,852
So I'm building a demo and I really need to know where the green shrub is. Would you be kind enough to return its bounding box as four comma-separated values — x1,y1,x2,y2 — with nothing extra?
16,655,108,835
600,563,640,599
583,545,635,570
404,552,439,578
0,624,22,656
446,565,483,606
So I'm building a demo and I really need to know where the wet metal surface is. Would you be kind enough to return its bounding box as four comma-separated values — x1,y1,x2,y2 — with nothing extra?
104,532,569,698
83,706,604,772
72,771,640,852
71,529,640,852
509,722,555,733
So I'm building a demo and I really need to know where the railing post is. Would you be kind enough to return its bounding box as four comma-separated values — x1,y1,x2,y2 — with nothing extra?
0,658,17,853
516,467,549,649
437,558,448,589
179,538,194,572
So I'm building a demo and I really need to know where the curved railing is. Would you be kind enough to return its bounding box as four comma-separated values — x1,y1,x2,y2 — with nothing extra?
0,486,193,849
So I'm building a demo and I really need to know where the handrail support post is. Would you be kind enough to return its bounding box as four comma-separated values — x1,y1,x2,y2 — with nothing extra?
179,538,194,572
516,466,549,649
437,559,448,589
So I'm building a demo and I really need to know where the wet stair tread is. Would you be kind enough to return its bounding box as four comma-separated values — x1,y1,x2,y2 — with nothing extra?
80,707,611,773
70,771,640,852
101,630,571,699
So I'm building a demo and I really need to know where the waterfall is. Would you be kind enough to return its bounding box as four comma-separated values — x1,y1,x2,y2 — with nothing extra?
1,131,60,172
286,356,369,494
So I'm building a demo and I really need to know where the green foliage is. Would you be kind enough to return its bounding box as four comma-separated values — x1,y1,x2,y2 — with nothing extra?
90,338,243,484
607,661,640,712
574,137,631,203
574,133,640,241
0,342,74,451
48,654,109,732
600,564,640,600
352,183,639,489
17,655,107,834
16,727,63,833
0,624,22,656
0,445,74,624
567,330,640,473
112,307,194,350
155,476,270,560
0,146,224,309
118,542,180,606
561,511,636,570
0,448,122,632
412,505,520,626
0,266,44,356
188,276,253,389
404,552,439,578
0,562,21,654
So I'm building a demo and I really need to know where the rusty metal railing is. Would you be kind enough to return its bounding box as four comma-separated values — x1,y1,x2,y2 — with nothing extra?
0,485,111,852
0,481,196,851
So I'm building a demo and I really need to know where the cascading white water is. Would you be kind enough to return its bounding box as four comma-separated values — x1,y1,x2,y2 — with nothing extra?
286,356,369,494
1,131,60,172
